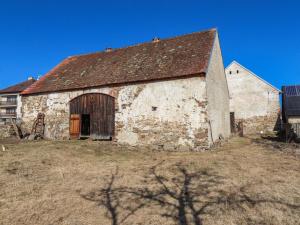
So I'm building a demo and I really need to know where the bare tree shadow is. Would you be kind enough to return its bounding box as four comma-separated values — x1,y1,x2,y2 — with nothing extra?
81,167,147,225
124,163,225,225
81,162,300,225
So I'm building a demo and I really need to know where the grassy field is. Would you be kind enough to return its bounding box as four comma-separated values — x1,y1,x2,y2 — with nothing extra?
0,137,299,225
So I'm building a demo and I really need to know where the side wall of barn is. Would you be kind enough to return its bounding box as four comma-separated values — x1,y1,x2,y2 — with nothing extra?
206,34,231,145
225,62,280,134
21,77,210,150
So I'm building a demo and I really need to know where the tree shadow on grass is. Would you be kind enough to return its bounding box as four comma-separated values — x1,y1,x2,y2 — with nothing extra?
124,163,225,225
81,167,147,225
81,162,300,225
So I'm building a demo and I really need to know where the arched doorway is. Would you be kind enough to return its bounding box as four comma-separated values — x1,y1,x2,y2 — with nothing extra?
69,93,115,140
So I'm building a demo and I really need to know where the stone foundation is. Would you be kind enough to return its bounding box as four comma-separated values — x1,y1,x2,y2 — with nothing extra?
0,124,12,139
236,114,279,135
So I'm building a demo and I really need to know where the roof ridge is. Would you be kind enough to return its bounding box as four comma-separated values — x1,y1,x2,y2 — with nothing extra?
22,28,216,95
69,28,217,59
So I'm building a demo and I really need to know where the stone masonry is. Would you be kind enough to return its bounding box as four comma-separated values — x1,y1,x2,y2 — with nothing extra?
21,77,210,150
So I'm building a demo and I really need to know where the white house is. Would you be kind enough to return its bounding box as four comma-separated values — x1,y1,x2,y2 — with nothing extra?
225,61,280,134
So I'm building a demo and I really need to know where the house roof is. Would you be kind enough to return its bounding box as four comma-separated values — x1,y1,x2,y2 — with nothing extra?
0,79,36,94
22,29,217,95
283,85,300,96
225,61,281,92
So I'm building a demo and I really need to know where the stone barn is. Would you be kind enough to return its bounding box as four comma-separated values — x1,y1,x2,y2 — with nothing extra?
225,61,280,134
21,29,230,150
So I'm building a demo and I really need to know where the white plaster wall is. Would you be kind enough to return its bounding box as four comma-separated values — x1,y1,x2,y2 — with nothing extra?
116,77,208,148
22,77,209,150
225,62,280,119
206,34,231,145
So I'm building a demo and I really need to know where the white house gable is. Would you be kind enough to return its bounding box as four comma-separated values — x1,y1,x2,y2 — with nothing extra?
225,61,280,134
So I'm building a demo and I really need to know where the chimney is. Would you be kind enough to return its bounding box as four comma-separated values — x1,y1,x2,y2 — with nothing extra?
105,47,113,52
152,37,160,43
28,76,34,80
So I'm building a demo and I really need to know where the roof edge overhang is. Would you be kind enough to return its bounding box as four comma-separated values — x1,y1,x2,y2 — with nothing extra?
0,91,20,95
21,72,206,96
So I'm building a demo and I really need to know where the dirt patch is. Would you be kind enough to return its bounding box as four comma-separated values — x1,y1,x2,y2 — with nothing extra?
251,135,300,155
0,137,299,225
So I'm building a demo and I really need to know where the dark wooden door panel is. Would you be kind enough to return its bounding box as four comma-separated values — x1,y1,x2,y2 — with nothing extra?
70,93,115,139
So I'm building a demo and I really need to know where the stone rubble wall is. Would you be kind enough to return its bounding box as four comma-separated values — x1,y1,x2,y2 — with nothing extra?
236,114,279,135
0,124,12,139
21,77,210,150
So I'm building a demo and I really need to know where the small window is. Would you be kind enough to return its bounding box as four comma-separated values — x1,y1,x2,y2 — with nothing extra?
152,106,157,111
236,70,239,74
229,71,232,74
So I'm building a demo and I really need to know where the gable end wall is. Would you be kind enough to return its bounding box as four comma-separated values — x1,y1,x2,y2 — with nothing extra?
206,34,231,145
225,62,280,134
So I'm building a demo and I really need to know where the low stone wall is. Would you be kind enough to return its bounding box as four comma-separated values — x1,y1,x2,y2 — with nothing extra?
0,124,12,139
237,114,279,135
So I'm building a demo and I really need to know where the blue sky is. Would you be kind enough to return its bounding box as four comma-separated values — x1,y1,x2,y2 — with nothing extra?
0,0,299,90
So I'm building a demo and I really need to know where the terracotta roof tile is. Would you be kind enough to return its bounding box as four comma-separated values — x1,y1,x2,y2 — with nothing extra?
0,79,36,94
22,29,216,95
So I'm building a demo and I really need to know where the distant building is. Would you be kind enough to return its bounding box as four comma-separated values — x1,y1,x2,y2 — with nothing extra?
225,61,280,134
282,85,300,123
0,77,35,125
20,29,231,150
282,85,300,138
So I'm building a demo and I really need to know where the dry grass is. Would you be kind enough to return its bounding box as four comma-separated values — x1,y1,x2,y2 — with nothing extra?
0,137,299,225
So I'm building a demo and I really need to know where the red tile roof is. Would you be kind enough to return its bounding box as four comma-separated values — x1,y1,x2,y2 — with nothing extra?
0,79,36,94
22,29,216,95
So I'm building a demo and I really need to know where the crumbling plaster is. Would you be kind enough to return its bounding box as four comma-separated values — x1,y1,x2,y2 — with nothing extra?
22,77,210,150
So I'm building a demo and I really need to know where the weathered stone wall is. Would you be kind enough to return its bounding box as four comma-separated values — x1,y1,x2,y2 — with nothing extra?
0,124,11,139
21,77,209,150
225,62,280,134
236,114,279,134
206,33,231,145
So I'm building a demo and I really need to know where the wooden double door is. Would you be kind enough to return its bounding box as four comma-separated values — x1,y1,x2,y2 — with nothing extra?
69,93,115,140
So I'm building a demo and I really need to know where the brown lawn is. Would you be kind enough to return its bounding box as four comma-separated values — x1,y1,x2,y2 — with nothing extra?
0,137,299,225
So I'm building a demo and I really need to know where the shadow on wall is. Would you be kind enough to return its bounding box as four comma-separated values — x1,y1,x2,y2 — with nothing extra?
81,163,300,225
274,113,281,132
